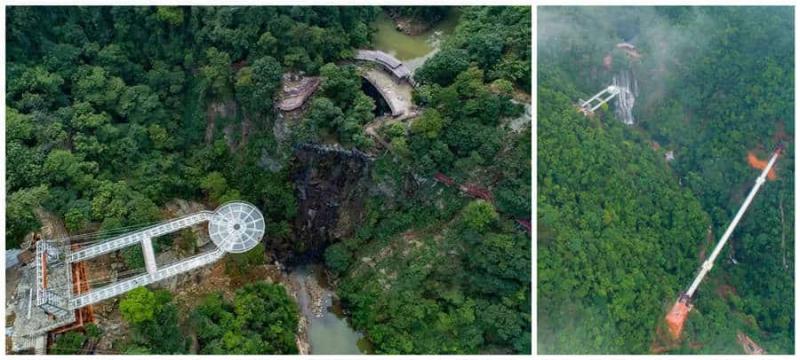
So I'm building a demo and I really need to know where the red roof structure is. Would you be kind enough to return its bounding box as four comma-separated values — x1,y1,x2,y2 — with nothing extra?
516,219,531,234
433,172,455,186
460,183,493,202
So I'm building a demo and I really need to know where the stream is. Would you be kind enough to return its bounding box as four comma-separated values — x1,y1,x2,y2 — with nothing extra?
289,265,372,354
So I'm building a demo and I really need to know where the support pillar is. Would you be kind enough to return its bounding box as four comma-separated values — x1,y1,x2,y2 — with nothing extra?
141,237,157,275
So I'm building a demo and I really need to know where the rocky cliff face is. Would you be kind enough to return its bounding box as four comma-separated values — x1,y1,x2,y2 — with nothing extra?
285,144,373,264
612,69,638,125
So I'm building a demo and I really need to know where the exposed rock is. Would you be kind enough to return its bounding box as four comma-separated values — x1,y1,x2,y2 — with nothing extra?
278,75,321,112
665,150,675,162
283,268,312,355
152,249,217,293
295,315,310,355
304,276,326,318
20,233,35,251
273,112,292,143
163,199,211,249
279,144,373,263
34,207,68,241
93,302,128,353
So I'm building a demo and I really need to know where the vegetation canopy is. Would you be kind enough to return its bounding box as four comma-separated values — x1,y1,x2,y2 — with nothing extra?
538,6,793,354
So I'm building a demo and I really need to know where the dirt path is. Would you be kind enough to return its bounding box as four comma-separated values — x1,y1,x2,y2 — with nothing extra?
34,208,68,240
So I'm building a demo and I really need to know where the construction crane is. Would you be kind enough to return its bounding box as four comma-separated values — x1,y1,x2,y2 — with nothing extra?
665,144,784,339
34,201,265,315
578,85,621,114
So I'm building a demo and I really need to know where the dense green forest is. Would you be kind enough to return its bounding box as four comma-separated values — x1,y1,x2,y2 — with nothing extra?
6,6,382,249
538,7,793,354
328,6,531,354
119,288,188,353
190,282,299,354
6,6,531,354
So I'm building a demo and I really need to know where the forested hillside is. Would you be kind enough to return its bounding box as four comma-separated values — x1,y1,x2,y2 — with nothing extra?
330,6,532,353
6,6,381,249
6,6,531,354
538,7,793,354
6,7,378,353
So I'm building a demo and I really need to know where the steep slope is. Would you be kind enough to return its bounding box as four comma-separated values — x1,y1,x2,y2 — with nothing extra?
537,71,709,353
538,6,794,354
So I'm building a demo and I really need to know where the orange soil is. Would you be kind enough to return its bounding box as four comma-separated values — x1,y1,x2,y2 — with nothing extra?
747,152,777,180
665,301,691,340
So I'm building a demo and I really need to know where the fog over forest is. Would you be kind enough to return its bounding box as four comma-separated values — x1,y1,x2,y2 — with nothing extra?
538,6,793,354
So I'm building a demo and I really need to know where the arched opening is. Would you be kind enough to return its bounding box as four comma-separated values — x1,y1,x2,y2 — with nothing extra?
360,78,391,117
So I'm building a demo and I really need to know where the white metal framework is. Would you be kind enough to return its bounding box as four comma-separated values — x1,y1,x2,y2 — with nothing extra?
683,147,782,298
36,201,265,312
67,212,213,263
69,249,226,309
664,145,783,339
579,85,621,113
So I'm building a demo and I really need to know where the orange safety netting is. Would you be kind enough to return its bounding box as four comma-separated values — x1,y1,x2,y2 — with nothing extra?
747,152,777,180
51,244,95,336
665,300,692,339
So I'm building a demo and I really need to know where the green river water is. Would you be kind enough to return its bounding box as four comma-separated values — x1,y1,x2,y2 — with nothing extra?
298,9,460,355
371,9,461,71
290,265,371,354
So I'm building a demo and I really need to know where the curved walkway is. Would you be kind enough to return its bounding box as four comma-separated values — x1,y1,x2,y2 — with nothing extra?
354,49,412,81
360,67,414,117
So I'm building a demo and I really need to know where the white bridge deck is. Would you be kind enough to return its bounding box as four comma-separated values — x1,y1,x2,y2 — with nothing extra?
35,202,265,312
69,249,225,309
67,212,213,263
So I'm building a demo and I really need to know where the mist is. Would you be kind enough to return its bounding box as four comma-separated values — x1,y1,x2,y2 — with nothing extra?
536,6,795,354
537,7,718,121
